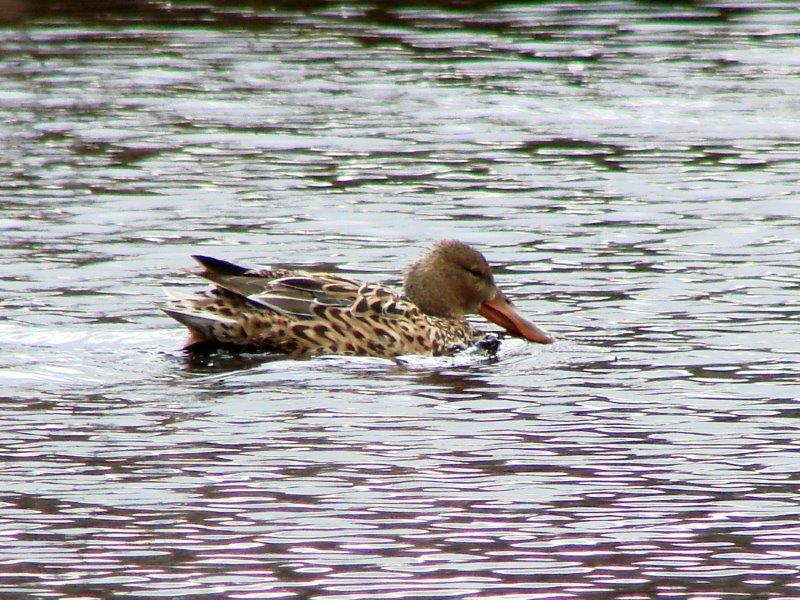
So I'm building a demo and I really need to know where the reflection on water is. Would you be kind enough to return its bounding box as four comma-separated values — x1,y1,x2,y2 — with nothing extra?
1,2,799,598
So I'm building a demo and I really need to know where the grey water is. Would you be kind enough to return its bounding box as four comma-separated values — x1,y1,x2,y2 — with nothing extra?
1,1,799,598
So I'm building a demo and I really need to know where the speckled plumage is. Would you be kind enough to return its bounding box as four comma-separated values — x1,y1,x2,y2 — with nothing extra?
164,256,482,357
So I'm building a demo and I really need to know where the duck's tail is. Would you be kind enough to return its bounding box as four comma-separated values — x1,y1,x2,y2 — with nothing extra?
161,287,245,350
162,255,293,352
161,307,220,348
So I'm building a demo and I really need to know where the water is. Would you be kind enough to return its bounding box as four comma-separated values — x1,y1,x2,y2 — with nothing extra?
1,1,799,598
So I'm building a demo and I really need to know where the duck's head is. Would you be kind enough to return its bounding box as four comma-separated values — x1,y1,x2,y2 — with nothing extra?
403,240,553,344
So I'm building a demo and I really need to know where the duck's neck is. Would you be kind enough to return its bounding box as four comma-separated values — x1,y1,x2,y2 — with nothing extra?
404,257,465,319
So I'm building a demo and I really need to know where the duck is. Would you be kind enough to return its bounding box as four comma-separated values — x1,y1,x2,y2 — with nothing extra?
163,239,554,358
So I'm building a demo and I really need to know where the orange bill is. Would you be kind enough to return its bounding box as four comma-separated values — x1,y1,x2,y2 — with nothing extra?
479,292,554,344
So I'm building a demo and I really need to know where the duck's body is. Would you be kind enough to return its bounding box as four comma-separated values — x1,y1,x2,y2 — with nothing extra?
163,240,553,358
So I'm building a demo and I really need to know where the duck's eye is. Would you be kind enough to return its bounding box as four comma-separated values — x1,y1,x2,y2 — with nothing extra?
464,266,486,280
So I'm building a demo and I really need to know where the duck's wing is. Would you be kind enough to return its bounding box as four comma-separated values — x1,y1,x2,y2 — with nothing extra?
192,255,364,319
191,255,295,296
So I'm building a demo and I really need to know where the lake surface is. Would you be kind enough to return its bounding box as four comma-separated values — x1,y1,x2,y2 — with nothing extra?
1,1,799,598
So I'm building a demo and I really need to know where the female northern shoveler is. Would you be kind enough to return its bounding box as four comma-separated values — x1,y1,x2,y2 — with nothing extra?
163,240,554,357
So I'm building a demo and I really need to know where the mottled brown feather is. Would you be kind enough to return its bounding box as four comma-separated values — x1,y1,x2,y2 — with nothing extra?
165,264,481,357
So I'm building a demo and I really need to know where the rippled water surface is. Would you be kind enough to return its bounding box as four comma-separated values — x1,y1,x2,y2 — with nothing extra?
1,1,799,598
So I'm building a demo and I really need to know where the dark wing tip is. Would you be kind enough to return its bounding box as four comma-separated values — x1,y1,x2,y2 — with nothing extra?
191,255,250,276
